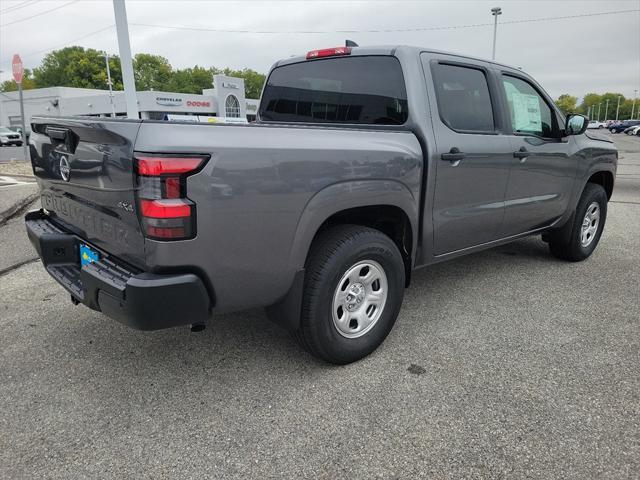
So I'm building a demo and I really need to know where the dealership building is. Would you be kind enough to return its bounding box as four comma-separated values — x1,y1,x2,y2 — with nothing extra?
0,74,260,128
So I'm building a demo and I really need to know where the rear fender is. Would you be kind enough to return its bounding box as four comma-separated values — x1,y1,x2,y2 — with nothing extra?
289,179,419,270
268,180,418,331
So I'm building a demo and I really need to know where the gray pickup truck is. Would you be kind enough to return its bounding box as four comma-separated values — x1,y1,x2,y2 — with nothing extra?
26,45,617,364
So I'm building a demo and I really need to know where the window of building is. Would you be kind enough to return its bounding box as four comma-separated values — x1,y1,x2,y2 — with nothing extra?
259,56,408,125
225,95,241,118
432,63,495,133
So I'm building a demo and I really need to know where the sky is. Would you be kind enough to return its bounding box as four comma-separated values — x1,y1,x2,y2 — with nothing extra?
0,0,639,100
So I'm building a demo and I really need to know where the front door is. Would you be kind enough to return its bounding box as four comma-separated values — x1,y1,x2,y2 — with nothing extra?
423,56,513,255
498,74,577,236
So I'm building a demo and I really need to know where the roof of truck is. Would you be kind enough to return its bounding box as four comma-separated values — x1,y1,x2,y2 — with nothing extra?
274,45,523,73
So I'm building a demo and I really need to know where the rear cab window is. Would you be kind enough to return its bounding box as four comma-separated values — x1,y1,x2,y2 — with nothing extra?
431,63,496,133
259,56,408,125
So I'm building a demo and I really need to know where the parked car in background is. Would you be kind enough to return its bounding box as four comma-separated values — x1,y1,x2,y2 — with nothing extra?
25,45,618,364
7,126,29,143
0,126,23,146
587,120,606,129
610,120,640,133
627,125,640,136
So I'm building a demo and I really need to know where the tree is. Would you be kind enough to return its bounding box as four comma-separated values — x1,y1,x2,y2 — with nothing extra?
555,94,578,114
0,68,37,92
33,46,123,90
165,66,214,93
133,53,172,91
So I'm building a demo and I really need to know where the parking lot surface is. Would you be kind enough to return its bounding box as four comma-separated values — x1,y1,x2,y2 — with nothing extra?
1,132,638,479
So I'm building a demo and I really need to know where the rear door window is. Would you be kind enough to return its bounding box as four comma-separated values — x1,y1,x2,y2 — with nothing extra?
432,63,495,133
259,56,408,125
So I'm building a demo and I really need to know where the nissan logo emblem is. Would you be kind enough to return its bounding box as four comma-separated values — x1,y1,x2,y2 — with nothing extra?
59,155,70,182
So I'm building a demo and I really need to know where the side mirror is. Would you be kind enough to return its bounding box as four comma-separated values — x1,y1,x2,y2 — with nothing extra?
565,114,588,136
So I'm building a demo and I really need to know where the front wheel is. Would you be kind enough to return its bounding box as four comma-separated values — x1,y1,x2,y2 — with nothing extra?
296,225,405,364
548,183,607,262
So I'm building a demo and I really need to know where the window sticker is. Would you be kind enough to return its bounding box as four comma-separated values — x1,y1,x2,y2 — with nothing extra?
504,82,542,132
512,93,542,132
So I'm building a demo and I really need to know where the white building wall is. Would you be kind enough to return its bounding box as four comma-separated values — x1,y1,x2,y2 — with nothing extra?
1,80,260,128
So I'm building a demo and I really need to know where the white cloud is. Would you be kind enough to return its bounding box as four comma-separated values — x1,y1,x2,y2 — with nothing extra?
1,0,639,98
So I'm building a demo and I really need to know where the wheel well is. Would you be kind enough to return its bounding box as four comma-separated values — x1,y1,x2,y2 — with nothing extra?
312,205,413,286
587,171,614,200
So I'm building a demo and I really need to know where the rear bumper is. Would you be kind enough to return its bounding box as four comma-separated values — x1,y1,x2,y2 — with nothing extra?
25,209,210,330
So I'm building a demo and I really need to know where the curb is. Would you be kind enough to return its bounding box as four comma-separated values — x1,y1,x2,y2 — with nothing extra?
0,192,40,226
0,173,36,182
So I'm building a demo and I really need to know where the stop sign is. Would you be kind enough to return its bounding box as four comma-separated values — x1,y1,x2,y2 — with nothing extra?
12,54,23,84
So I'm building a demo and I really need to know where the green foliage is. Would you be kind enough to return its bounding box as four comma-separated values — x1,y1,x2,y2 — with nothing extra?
578,92,636,120
33,46,123,90
0,68,37,92
555,94,578,114
165,66,215,93
1,46,267,99
133,53,172,91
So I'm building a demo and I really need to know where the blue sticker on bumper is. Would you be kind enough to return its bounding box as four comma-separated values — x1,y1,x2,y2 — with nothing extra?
79,244,99,266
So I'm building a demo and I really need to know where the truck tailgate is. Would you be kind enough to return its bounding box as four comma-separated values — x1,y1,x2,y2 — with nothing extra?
30,117,146,268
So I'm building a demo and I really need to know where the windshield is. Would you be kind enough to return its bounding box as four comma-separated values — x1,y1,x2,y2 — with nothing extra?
259,56,408,125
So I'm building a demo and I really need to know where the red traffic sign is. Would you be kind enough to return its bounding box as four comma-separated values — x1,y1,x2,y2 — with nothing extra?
12,54,24,84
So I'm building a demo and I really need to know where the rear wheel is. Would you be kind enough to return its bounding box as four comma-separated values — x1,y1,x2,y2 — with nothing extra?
548,183,607,261
296,225,405,364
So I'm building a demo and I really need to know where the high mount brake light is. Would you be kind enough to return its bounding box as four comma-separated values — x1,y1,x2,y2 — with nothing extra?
134,154,209,241
306,47,352,60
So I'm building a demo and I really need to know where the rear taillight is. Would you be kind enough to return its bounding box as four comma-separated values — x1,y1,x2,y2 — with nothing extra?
306,47,352,60
134,154,208,240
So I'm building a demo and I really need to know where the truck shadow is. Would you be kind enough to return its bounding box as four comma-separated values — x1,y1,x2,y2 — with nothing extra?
72,235,553,375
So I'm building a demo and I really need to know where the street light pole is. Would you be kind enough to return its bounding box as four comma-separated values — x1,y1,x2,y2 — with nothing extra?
491,7,502,60
604,98,609,122
104,53,116,117
615,95,621,121
112,0,138,119
597,103,602,121
632,89,638,120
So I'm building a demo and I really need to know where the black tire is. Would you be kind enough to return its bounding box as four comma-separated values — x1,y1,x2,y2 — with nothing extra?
548,183,607,262
296,225,405,364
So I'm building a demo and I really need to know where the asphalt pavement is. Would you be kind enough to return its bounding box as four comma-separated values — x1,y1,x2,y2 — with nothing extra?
0,132,638,479
0,146,29,164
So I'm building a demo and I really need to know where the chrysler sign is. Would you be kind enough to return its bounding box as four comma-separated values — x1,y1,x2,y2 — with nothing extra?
155,96,183,106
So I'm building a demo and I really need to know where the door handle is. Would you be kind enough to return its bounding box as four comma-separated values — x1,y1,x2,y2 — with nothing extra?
441,148,466,162
513,147,529,159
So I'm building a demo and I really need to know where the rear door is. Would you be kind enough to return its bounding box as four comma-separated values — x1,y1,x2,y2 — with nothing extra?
497,73,577,236
30,118,146,268
421,55,513,255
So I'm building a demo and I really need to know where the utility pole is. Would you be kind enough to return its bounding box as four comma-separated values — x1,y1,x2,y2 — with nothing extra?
112,0,138,119
615,95,621,121
597,103,602,121
104,53,116,117
632,89,638,120
604,98,609,122
491,7,502,60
